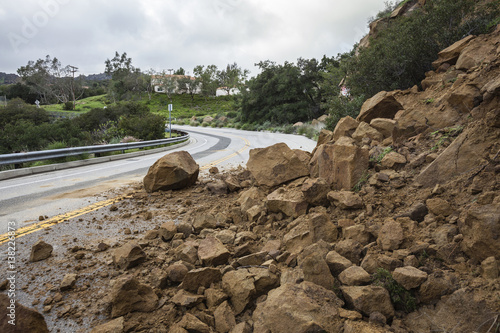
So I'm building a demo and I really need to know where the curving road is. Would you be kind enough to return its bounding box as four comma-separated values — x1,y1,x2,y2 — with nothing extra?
0,126,317,234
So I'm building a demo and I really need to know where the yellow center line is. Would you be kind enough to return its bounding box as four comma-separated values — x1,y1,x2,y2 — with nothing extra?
0,195,131,245
0,134,252,245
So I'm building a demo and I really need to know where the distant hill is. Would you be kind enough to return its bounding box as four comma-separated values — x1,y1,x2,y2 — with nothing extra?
0,72,20,85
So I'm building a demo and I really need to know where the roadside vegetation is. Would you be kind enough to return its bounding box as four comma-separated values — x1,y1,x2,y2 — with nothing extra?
0,0,498,156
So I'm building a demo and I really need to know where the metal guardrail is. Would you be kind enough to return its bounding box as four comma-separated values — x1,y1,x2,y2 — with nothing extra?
0,130,189,166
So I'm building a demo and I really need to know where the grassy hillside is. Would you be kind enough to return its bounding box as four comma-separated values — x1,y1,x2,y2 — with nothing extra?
43,93,238,121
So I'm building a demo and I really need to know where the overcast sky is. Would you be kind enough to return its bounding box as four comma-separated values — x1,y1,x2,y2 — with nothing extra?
1,0,388,76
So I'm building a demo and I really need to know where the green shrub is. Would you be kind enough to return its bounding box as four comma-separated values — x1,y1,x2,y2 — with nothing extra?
63,101,74,110
372,268,417,313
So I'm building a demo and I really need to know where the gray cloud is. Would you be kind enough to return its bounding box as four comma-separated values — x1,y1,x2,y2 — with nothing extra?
1,0,388,76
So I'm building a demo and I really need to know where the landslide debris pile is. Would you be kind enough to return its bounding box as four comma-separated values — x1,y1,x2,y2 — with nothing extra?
2,27,500,333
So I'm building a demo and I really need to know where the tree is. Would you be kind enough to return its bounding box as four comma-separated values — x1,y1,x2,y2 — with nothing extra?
17,55,84,106
174,67,186,75
217,63,249,95
241,59,329,125
104,51,143,101
193,65,219,98
177,75,201,100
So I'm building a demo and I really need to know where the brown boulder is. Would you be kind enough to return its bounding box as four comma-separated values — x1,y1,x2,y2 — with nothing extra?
352,122,384,143
338,266,371,286
356,91,403,123
252,281,344,333
380,151,406,169
181,267,222,292
301,177,330,206
110,276,158,318
30,240,53,262
112,242,146,270
459,203,500,262
158,220,177,241
392,266,428,290
143,151,199,192
267,187,308,218
214,301,236,333
247,143,309,187
370,118,396,138
308,210,338,243
426,198,453,217
432,35,475,69
222,268,278,315
332,116,359,141
198,236,230,266
328,190,364,210
301,253,336,290
377,219,404,251
341,285,395,319
90,317,124,333
0,293,49,333
326,251,353,276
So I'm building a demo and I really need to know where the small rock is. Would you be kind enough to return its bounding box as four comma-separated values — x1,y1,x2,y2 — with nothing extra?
90,317,125,333
158,220,177,241
339,266,371,286
481,256,499,279
327,191,364,210
171,289,205,308
198,236,230,266
60,274,77,291
392,266,428,290
181,267,222,292
426,198,453,216
112,242,146,270
326,251,353,276
97,242,110,252
30,240,53,262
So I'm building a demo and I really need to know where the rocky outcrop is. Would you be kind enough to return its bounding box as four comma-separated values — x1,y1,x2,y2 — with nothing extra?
143,151,199,192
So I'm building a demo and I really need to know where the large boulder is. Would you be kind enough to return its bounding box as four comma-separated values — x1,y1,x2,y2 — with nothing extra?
310,137,369,190
301,253,336,290
247,143,309,187
332,116,359,141
267,187,308,218
252,281,344,333
431,35,475,69
112,242,146,270
181,267,222,292
198,236,230,266
341,285,395,319
222,268,278,315
0,294,49,333
356,91,403,123
110,276,158,318
377,218,404,251
459,203,500,262
143,151,199,192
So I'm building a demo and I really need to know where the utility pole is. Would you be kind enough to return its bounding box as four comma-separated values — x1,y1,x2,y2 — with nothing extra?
68,65,78,110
